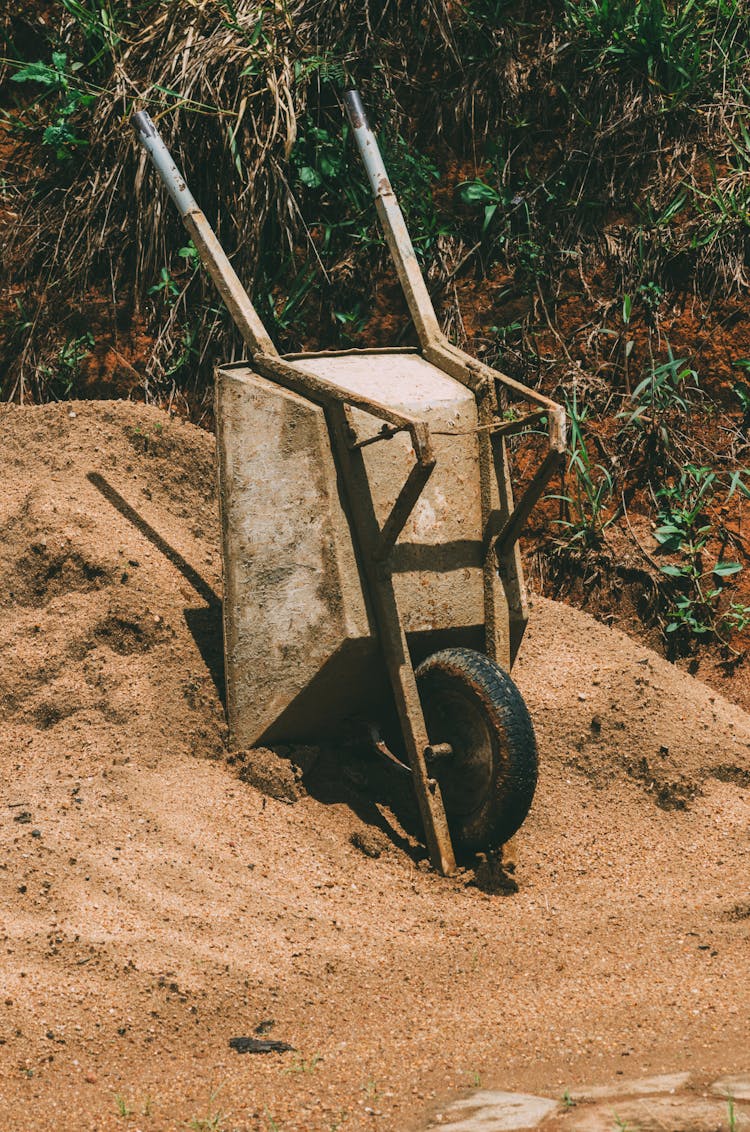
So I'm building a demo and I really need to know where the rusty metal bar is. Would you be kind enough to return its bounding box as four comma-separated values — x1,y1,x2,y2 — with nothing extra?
254,351,434,467
482,408,549,440
132,110,277,360
493,447,564,558
374,447,435,559
424,340,567,450
327,401,457,876
348,423,406,450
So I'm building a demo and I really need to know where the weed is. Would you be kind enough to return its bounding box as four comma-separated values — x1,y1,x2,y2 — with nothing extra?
565,0,747,102
637,281,664,317
727,1096,737,1132
38,332,94,400
11,52,95,161
164,324,199,380
654,464,746,639
722,602,750,634
114,1093,132,1118
612,1115,634,1132
618,345,699,468
459,178,508,235
189,1086,225,1131
562,1089,576,1108
285,1053,322,1075
551,389,616,547
334,303,367,345
149,267,180,302
60,0,128,76
178,241,201,273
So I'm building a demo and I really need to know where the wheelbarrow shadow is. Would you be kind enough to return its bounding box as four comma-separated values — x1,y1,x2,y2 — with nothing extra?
295,740,425,864
87,472,428,863
87,472,226,706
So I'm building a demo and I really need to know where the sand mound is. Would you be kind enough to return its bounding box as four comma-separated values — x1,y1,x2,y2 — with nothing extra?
0,400,226,772
0,401,747,1131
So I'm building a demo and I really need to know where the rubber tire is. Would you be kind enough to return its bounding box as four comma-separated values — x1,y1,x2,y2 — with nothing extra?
415,647,538,853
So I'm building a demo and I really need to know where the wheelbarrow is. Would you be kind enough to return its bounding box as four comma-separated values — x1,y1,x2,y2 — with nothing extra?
133,94,566,876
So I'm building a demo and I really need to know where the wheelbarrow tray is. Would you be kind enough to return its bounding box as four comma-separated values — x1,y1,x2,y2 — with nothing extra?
215,348,514,747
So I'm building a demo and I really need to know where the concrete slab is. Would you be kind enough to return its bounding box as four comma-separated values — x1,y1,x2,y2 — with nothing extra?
568,1073,691,1102
560,1096,749,1132
428,1090,557,1131
711,1074,750,1100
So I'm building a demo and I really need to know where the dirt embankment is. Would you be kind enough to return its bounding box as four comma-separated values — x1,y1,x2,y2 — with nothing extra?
0,401,748,1131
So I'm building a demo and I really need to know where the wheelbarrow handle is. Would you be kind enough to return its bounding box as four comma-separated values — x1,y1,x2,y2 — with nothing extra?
343,90,444,349
132,109,277,360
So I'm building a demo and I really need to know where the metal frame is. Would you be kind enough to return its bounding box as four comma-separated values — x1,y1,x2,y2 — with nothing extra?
133,101,566,877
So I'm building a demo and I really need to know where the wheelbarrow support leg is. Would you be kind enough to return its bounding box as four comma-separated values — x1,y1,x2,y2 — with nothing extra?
329,403,457,876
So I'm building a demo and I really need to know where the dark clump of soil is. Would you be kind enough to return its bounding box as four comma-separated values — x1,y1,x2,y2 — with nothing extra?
8,540,113,607
92,608,167,656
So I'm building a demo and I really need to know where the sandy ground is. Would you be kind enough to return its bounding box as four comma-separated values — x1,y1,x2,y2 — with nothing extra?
0,400,748,1132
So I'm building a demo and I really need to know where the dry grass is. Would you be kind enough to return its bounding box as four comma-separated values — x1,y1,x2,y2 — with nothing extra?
2,0,750,412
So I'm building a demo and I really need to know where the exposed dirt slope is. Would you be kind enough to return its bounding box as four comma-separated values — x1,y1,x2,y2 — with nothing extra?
0,401,748,1131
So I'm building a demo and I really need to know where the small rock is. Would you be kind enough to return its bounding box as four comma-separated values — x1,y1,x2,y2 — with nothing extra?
84,1071,97,1084
229,1035,294,1054
590,715,602,735
31,829,42,839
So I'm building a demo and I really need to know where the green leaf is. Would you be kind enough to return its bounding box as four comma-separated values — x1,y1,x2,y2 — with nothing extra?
727,471,750,500
659,564,685,577
298,166,322,188
459,180,498,205
712,561,743,577
12,60,60,86
482,203,498,232
654,524,683,540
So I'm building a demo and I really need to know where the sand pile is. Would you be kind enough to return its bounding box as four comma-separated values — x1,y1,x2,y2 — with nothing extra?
0,400,747,1131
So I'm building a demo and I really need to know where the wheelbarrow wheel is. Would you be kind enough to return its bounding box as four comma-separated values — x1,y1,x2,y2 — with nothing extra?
415,647,537,853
